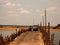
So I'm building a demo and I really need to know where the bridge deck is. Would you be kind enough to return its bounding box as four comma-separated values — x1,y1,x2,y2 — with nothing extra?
8,31,44,45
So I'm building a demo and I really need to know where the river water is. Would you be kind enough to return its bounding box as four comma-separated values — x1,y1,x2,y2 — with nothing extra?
0,30,60,45
50,30,60,45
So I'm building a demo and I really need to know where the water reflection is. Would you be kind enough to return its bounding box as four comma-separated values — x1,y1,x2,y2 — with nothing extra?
50,30,60,45
0,30,16,38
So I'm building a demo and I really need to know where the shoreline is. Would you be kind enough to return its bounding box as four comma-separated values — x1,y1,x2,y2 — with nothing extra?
0,27,60,31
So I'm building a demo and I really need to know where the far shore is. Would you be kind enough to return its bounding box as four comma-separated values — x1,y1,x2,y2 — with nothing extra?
0,27,60,31
46,28,60,31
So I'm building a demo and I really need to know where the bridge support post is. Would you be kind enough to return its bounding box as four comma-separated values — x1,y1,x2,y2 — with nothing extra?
47,22,50,45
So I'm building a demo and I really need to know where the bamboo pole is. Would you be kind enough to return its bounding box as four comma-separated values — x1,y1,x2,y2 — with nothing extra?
45,8,47,32
48,22,50,45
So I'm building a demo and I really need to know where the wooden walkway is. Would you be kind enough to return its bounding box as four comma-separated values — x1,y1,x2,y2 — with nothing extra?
8,31,44,45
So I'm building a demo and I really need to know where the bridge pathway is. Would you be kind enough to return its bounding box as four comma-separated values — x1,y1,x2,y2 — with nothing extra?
8,31,44,45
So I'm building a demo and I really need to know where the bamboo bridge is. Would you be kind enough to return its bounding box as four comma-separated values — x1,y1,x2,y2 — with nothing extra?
7,22,52,45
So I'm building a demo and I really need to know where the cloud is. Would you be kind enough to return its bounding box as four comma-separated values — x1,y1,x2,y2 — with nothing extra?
35,9,40,13
7,11,18,17
49,0,60,2
8,11,13,13
7,10,19,16
8,13,19,16
0,0,9,4
0,0,21,8
3,2,21,8
37,6,60,16
47,6,58,12
20,8,30,14
5,2,16,7
33,6,60,16
46,6,60,14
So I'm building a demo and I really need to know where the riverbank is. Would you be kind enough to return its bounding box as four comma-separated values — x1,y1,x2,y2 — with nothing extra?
0,27,60,31
0,27,29,30
50,29,60,31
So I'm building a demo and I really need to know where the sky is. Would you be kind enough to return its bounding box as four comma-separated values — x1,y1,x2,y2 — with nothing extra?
0,0,60,26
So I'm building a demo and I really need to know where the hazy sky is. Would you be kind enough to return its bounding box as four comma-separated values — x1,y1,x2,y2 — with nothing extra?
0,0,60,26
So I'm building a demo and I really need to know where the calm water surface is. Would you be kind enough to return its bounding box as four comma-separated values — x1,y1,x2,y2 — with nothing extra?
0,30,60,45
0,30,16,37
50,30,60,45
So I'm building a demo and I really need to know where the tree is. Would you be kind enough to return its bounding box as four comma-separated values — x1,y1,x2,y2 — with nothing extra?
57,24,60,26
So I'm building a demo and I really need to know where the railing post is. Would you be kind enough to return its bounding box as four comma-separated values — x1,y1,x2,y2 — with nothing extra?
48,22,50,45
51,33,54,45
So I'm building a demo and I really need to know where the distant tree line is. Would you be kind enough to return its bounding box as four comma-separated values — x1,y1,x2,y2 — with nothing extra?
57,24,60,26
0,25,30,28
53,24,60,29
